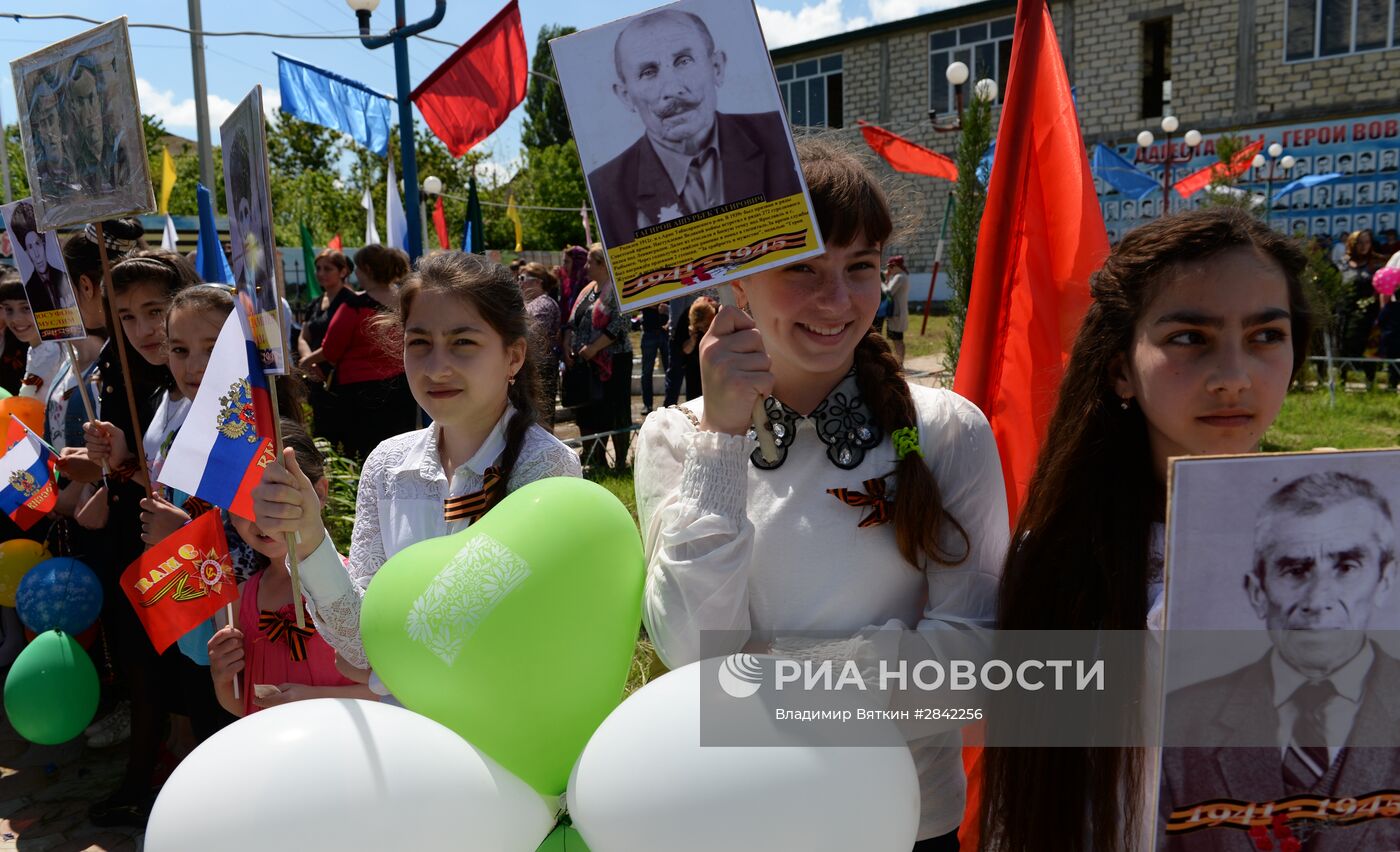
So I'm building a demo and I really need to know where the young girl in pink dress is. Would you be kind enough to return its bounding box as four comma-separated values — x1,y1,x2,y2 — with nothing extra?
207,423,375,716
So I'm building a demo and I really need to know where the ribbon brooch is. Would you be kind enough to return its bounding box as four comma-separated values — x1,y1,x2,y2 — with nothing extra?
827,476,895,528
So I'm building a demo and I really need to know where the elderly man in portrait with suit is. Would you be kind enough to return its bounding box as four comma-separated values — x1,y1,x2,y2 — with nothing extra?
590,9,801,248
1160,471,1400,851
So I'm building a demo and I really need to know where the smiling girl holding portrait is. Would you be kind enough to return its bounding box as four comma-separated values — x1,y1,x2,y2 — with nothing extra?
635,138,1009,850
980,207,1312,852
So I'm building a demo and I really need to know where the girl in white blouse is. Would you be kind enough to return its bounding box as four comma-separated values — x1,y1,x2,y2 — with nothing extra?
980,208,1314,852
251,252,581,670
634,138,1009,851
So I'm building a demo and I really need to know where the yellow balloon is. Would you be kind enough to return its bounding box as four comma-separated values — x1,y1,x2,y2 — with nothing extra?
0,540,50,607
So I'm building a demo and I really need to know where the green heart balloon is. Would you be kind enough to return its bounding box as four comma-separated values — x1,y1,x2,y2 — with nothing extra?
361,476,644,797
4,630,98,745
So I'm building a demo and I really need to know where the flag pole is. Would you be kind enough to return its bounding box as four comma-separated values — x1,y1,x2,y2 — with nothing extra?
94,222,155,499
269,257,308,630
63,341,108,477
920,195,955,336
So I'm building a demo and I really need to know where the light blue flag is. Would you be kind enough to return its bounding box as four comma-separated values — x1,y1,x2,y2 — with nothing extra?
1272,172,1342,203
194,183,234,285
1092,144,1159,201
275,52,394,157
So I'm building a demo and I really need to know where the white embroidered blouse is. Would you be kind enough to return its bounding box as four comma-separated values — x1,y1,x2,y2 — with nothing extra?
634,380,1010,840
294,407,582,668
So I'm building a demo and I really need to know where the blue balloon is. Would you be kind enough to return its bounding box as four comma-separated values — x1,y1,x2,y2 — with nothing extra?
16,558,103,636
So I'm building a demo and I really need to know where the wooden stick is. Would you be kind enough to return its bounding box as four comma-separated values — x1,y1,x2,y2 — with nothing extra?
223,602,240,701
93,222,154,500
267,376,307,630
751,397,778,464
63,341,108,477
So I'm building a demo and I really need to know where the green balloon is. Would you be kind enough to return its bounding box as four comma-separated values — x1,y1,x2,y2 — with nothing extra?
537,824,592,852
361,477,645,797
4,630,99,745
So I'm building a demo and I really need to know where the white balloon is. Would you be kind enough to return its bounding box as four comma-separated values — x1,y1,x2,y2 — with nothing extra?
147,699,555,852
568,661,920,852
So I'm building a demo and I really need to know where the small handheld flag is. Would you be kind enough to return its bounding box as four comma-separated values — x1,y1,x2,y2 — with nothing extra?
0,416,59,531
120,509,238,654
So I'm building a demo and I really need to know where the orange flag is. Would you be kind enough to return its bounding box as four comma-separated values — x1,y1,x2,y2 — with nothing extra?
120,509,239,654
328,234,343,251
858,121,958,180
1172,138,1264,198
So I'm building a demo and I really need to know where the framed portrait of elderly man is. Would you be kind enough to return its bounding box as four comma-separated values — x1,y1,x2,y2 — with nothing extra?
1155,450,1400,852
0,198,84,341
550,0,823,311
219,86,287,374
10,18,154,230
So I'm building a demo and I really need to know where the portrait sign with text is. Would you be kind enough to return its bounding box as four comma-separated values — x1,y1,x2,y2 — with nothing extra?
550,0,822,312
1,198,84,341
10,17,154,230
1155,450,1400,851
219,86,287,374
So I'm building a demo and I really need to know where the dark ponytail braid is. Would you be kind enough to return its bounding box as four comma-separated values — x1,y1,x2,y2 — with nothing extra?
852,331,969,568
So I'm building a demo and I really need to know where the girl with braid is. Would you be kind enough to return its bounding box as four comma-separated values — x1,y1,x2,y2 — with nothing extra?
634,137,1009,851
251,251,581,676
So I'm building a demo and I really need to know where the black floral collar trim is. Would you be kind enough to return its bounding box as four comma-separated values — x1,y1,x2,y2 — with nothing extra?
748,371,881,470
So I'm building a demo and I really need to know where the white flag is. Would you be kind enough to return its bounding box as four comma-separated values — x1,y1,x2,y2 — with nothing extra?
386,156,408,251
161,214,178,251
362,185,381,246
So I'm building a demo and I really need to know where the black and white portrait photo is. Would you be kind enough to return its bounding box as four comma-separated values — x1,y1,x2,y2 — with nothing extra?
1358,149,1376,175
1292,188,1310,210
1122,199,1138,219
0,198,83,342
1378,211,1396,233
1291,156,1311,178
220,86,286,374
1337,152,1355,175
1105,200,1119,221
1313,185,1332,209
1140,197,1157,218
1379,180,1398,205
552,0,805,249
1315,154,1334,175
1333,183,1353,208
1355,212,1373,232
1158,451,1400,851
1332,214,1351,235
1382,148,1399,173
10,17,153,230
1356,181,1374,206
1311,215,1329,234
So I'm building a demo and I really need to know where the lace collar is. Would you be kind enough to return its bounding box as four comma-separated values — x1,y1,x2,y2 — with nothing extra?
748,370,881,470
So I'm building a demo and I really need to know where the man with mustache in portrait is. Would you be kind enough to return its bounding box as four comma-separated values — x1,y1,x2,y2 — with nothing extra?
590,9,802,248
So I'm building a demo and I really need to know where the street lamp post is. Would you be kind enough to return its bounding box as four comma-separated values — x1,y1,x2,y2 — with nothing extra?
1251,143,1295,228
1138,115,1201,217
347,0,446,262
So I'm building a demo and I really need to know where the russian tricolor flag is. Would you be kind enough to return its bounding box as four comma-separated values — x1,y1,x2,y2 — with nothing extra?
0,416,58,530
157,306,274,520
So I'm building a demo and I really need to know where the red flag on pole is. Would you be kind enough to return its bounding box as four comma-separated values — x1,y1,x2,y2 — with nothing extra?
120,509,239,654
858,121,958,180
432,197,450,250
954,0,1107,522
328,234,343,251
1172,138,1264,198
411,0,528,156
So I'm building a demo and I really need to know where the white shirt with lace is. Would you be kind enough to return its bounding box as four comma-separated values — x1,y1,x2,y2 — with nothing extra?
635,381,1009,841
293,407,582,669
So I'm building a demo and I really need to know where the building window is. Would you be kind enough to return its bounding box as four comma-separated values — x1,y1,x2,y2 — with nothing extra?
776,54,843,128
1141,19,1171,119
928,15,1013,115
1286,0,1398,60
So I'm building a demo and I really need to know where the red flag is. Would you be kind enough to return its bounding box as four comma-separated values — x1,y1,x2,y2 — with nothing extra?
1172,138,1265,198
120,509,239,654
954,0,1106,523
858,121,958,180
433,197,450,250
328,234,343,251
411,0,528,156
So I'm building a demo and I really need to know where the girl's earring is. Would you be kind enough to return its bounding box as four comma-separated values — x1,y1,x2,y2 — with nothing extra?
1120,397,1131,411
508,374,517,387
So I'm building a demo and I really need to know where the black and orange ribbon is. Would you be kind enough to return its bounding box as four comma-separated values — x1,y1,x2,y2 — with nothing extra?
259,610,316,661
443,466,505,524
827,477,894,528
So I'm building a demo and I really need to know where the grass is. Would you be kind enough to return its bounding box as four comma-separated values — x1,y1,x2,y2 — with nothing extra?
1262,387,1400,452
900,314,951,363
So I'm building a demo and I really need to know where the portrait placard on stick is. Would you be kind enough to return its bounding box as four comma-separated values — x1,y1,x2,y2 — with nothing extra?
10,17,155,230
0,198,84,341
550,0,823,312
220,86,288,375
1155,449,1400,850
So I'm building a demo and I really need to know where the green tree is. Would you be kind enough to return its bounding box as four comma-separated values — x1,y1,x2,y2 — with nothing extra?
4,125,32,200
516,141,588,250
1201,133,1261,214
267,112,345,175
521,24,576,150
943,93,994,375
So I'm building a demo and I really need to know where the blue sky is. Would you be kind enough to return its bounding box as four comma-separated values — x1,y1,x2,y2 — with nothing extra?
1,0,973,179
